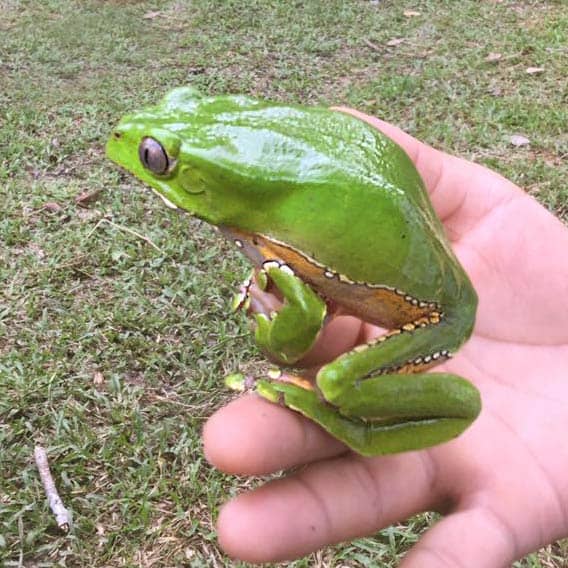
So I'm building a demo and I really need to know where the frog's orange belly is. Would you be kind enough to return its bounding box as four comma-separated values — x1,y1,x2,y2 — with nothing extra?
225,227,440,329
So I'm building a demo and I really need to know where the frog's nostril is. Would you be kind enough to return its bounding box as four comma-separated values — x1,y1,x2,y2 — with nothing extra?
113,131,122,139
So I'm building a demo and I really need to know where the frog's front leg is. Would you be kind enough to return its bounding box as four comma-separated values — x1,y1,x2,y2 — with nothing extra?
246,313,481,456
239,260,327,365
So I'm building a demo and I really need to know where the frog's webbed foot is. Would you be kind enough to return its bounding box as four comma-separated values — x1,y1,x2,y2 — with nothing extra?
226,370,479,457
235,260,327,365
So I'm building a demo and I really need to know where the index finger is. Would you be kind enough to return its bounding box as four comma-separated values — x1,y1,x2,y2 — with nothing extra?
203,394,346,475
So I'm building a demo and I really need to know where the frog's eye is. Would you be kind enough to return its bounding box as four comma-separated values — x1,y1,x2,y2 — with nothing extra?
139,137,169,175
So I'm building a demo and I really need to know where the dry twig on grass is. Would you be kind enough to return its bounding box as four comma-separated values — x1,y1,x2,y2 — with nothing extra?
34,445,72,532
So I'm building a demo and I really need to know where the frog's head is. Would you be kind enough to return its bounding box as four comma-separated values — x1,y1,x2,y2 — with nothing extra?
106,87,294,227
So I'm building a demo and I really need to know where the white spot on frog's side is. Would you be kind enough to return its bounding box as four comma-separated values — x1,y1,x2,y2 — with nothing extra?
234,240,244,248
150,187,178,209
267,368,283,379
324,270,335,279
262,260,295,277
279,264,295,276
262,260,281,272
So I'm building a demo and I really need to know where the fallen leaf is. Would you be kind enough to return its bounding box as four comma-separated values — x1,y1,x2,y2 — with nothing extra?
93,372,104,385
485,52,502,62
75,188,103,208
386,38,405,47
510,134,530,147
363,39,381,51
403,10,420,17
43,201,63,212
142,11,162,20
487,85,502,96
29,243,45,259
526,66,544,75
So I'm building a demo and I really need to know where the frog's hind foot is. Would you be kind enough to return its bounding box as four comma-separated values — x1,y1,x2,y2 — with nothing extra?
227,371,480,457
225,370,314,401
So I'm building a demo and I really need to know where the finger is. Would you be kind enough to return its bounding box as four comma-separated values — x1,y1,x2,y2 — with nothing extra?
400,507,516,568
217,451,439,563
203,394,346,475
297,314,366,367
333,107,520,238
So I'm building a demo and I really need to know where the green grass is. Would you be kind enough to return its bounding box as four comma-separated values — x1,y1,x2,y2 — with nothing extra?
1,0,567,565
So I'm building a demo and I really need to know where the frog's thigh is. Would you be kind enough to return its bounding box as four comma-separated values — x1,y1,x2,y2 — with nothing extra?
326,372,481,421
256,376,478,456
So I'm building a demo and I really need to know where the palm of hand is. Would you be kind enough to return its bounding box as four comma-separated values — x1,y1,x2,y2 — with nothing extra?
204,110,568,566
417,158,568,565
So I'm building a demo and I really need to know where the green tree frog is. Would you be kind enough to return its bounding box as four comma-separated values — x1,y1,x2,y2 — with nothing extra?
106,87,481,456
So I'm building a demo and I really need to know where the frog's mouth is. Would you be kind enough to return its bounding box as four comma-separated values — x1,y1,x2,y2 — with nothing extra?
135,164,208,214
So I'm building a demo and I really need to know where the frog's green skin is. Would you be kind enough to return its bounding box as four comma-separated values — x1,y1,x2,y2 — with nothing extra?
107,87,481,457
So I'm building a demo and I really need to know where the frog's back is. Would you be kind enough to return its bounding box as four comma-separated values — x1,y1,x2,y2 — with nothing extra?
160,90,473,309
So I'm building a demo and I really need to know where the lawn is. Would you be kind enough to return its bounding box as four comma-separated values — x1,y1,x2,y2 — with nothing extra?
1,0,567,566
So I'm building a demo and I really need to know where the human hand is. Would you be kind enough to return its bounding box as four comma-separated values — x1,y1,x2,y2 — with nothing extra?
203,108,568,566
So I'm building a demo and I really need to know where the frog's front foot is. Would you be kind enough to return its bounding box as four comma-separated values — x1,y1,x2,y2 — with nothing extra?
236,260,327,365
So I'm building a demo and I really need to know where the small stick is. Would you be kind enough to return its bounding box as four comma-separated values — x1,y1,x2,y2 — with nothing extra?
363,38,382,52
34,446,72,532
87,218,165,253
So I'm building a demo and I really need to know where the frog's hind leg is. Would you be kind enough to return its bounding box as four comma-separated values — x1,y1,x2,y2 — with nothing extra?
249,372,479,457
243,314,481,456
